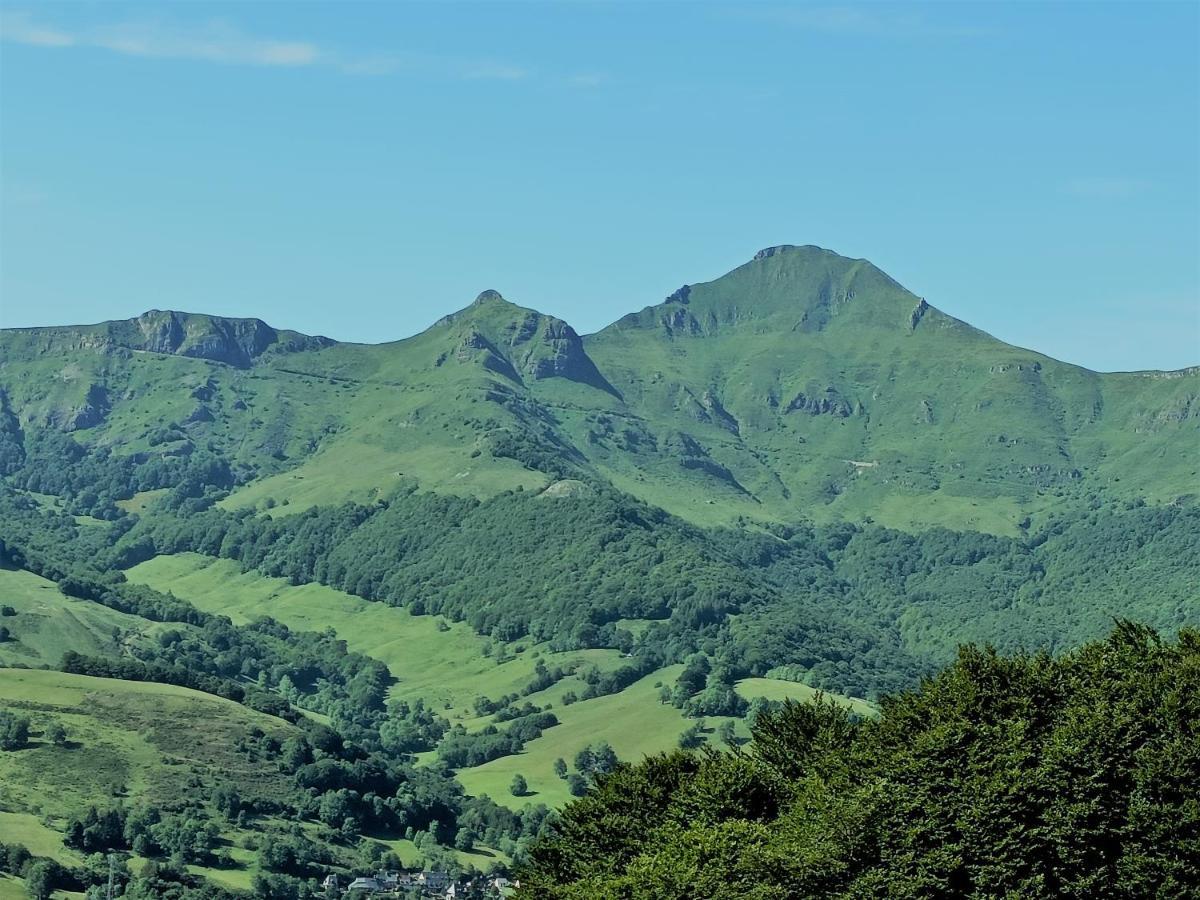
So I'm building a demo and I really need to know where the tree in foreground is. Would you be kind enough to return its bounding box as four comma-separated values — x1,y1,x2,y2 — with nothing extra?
510,773,528,796
516,623,1200,898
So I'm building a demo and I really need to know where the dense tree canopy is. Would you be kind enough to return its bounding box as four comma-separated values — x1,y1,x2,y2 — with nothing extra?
518,624,1200,898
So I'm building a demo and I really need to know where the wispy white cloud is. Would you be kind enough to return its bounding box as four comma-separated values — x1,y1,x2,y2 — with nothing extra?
743,5,992,38
1061,177,1151,200
0,12,321,67
0,11,528,80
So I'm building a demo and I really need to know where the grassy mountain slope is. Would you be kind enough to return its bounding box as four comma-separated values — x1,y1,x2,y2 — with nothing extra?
3,245,1193,533
0,566,168,668
0,669,302,858
580,245,1198,528
126,553,868,812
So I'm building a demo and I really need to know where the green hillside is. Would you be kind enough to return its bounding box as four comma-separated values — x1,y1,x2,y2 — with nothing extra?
0,669,303,882
3,246,1193,532
0,566,172,669
0,244,1194,897
125,553,871,812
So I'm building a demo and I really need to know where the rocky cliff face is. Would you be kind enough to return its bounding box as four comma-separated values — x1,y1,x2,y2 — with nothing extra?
0,311,333,369
442,292,619,396
128,310,332,367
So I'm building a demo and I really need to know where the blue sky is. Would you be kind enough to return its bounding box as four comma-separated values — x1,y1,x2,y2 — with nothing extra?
1,2,1196,372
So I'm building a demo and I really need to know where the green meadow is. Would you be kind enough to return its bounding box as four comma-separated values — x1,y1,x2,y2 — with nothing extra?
0,669,300,830
126,554,874,811
0,567,164,669
126,554,628,722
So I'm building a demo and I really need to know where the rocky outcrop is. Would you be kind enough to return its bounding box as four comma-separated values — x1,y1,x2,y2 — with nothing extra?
754,245,798,260
440,293,619,397
909,298,929,331
660,307,704,337
538,479,594,499
115,310,334,368
456,330,522,382
507,311,619,397
134,311,278,367
65,384,110,431
700,390,740,435
184,405,216,425
665,285,692,305
785,386,855,417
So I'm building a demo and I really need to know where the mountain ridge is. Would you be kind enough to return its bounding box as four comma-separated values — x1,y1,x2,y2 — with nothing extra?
4,245,1192,375
1,244,1195,534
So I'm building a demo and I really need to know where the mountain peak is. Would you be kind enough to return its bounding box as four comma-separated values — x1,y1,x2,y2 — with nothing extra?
753,244,815,261
474,289,506,305
599,243,917,339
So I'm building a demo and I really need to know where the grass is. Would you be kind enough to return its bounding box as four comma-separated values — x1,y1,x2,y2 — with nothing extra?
0,566,165,669
373,837,510,872
115,489,169,514
458,669,879,810
125,554,626,723
4,247,1196,539
734,677,878,717
0,668,301,832
126,554,880,810
459,666,713,809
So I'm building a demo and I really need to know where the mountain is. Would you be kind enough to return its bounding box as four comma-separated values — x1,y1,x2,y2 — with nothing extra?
0,244,1195,895
2,245,1194,533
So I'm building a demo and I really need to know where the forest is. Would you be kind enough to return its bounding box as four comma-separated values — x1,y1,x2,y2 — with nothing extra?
517,623,1200,898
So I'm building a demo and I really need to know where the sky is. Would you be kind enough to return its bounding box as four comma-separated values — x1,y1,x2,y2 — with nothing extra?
1,1,1197,372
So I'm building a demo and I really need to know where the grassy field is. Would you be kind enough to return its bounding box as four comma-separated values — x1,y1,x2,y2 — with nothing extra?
114,489,169,515
0,669,301,833
126,554,627,722
456,665,701,809
457,668,876,810
0,566,166,669
735,677,878,717
127,553,879,810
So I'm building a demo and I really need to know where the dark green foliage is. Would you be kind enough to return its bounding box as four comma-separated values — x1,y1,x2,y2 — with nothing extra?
113,480,1200,701
677,722,706,750
0,390,24,477
518,625,1200,898
437,711,558,768
0,711,30,750
9,430,232,518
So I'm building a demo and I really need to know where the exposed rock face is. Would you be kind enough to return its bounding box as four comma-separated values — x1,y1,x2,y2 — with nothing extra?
185,405,216,425
785,387,854,417
909,298,930,331
700,390,740,434
441,292,618,396
105,310,334,368
66,384,111,431
133,311,280,367
754,245,798,260
522,317,592,381
539,479,593,499
665,285,692,305
660,307,704,337
505,310,619,396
